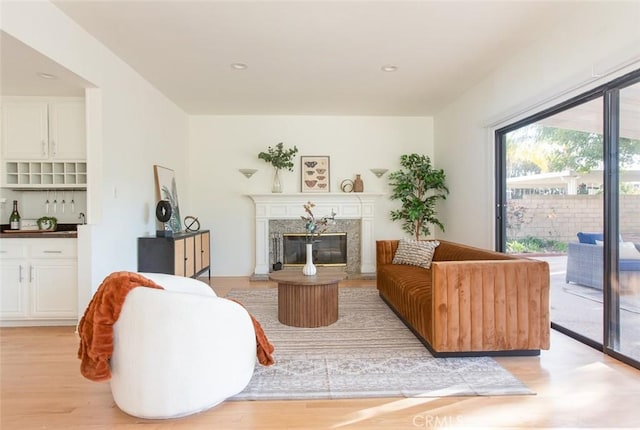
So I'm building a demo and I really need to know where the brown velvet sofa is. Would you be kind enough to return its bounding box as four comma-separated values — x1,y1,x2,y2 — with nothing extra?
376,240,550,357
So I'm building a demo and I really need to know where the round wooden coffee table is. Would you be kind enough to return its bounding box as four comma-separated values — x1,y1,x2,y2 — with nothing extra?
268,269,347,328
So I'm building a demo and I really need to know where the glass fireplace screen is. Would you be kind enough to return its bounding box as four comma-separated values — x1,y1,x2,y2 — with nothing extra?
282,233,347,267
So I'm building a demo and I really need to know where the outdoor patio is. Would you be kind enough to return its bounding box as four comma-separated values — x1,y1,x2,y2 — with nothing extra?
535,255,640,361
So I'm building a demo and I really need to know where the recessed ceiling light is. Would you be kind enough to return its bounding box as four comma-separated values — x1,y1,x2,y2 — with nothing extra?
37,72,57,79
230,63,248,70
381,65,398,72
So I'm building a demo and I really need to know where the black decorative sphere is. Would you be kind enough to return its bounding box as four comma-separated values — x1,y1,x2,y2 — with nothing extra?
184,216,200,232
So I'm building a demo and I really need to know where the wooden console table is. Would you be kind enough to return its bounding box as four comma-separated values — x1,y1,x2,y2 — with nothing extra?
137,230,210,279
268,269,347,328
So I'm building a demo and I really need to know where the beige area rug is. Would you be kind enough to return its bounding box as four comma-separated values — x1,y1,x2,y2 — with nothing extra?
227,287,534,400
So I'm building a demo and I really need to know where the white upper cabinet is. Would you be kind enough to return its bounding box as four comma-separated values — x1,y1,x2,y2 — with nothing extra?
48,100,86,159
1,97,86,161
1,101,49,159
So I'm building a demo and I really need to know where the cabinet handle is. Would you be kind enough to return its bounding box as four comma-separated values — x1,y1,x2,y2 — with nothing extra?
51,140,57,156
29,265,34,283
42,140,47,156
43,250,63,254
19,265,24,282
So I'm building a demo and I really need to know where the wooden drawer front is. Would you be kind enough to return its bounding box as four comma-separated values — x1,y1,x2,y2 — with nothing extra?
201,231,210,270
29,240,77,259
195,234,203,273
184,236,195,277
174,239,185,277
0,243,28,259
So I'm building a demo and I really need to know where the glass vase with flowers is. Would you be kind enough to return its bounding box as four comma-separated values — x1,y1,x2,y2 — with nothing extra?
300,201,335,275
258,142,298,193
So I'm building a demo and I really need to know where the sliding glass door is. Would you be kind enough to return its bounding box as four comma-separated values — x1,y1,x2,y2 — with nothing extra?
499,97,605,346
496,70,640,369
607,81,640,363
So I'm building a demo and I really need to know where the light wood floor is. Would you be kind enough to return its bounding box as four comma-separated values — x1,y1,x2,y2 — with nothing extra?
2,277,640,429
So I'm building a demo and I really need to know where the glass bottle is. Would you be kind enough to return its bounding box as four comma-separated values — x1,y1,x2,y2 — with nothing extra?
9,200,21,230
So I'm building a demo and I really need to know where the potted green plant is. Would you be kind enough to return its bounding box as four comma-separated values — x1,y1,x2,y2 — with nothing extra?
258,142,298,193
37,216,58,231
388,153,449,240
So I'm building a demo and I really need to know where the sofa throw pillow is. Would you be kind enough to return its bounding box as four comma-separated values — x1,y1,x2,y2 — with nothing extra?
620,242,640,260
577,232,604,245
392,239,440,269
595,241,640,260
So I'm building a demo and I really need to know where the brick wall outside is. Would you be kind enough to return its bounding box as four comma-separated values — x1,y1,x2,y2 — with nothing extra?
506,194,640,244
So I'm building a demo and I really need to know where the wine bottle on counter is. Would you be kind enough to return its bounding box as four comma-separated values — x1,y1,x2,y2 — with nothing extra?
9,200,21,230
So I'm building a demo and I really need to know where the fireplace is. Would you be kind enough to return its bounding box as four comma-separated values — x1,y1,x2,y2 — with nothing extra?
282,233,347,267
270,218,359,273
247,193,382,277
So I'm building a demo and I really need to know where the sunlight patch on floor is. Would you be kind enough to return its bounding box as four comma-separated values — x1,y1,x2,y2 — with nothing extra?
328,397,441,429
448,361,620,428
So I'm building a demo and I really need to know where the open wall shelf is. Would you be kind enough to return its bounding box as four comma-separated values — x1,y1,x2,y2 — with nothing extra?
4,161,87,189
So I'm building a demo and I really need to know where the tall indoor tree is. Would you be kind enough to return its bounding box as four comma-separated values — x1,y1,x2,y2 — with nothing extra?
389,153,449,240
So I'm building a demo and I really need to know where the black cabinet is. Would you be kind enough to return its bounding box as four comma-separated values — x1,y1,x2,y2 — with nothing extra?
138,230,210,279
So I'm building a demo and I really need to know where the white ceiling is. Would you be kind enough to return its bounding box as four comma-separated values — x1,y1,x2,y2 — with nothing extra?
7,0,574,116
0,32,93,97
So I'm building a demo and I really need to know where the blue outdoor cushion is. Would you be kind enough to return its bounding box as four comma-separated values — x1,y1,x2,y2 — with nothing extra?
577,232,603,245
620,260,640,271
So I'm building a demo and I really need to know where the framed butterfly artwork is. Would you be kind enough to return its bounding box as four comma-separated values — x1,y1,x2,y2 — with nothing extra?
301,155,330,192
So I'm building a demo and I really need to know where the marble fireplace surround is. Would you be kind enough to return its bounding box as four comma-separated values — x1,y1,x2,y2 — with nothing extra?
248,193,382,278
272,219,358,272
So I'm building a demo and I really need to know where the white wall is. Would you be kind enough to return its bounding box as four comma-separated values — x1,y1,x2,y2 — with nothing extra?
188,115,433,275
1,2,189,302
9,0,625,281
434,1,640,249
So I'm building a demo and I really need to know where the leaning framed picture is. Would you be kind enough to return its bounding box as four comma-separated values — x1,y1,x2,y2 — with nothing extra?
153,165,182,232
301,156,330,192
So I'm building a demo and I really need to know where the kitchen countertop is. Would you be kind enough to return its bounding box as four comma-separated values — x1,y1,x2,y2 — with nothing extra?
0,223,79,239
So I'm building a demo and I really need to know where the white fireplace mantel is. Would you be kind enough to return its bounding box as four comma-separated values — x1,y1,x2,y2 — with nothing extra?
247,193,383,276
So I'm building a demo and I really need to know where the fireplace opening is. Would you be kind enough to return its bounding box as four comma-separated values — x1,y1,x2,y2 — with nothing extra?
282,233,347,267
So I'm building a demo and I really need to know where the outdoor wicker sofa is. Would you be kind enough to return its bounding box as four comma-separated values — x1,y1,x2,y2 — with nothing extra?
566,240,640,292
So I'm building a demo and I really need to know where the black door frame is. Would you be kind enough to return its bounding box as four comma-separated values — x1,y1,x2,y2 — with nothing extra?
494,69,640,370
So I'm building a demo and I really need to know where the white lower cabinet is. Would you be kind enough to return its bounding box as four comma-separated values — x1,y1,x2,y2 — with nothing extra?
0,260,28,318
0,238,77,326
